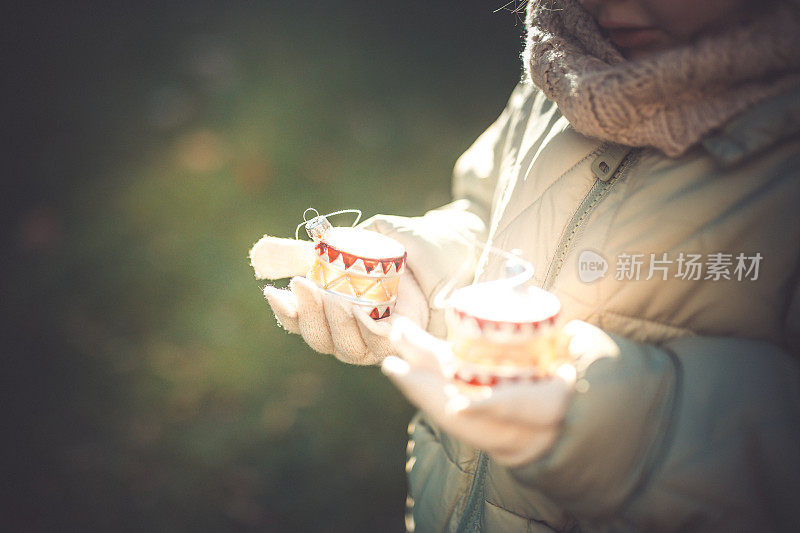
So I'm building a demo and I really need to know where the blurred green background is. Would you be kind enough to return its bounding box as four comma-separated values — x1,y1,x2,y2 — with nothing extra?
4,1,523,530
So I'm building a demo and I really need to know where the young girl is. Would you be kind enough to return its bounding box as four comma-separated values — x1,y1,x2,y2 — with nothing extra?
253,0,800,530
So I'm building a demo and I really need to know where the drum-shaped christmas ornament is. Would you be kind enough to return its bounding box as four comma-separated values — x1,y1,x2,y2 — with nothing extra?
446,280,566,386
304,214,406,320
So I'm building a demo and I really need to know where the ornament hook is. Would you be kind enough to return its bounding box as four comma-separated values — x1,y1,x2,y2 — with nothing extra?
295,208,362,241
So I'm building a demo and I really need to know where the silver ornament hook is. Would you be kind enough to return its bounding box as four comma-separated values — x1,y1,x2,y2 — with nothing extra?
294,208,363,241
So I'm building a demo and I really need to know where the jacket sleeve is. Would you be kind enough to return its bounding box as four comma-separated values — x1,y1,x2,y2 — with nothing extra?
506,324,800,531
361,83,535,335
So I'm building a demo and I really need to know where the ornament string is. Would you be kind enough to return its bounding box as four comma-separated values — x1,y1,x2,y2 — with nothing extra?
294,208,362,240
432,238,535,311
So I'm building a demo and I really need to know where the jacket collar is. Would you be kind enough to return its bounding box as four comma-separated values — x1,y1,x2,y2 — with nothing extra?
702,83,800,167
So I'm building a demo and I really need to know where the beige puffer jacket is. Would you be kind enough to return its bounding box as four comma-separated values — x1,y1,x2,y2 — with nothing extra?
365,82,800,531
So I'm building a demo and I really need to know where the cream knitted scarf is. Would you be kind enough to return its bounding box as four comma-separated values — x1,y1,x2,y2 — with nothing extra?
524,0,800,157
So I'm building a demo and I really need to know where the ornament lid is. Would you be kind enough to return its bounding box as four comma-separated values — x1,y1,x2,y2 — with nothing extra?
449,283,560,331
314,227,407,277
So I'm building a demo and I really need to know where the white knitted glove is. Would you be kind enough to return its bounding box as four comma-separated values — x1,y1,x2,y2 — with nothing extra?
250,235,429,365
382,317,582,467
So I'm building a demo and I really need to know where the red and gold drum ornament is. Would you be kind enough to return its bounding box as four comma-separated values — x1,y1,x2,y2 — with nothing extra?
303,213,406,320
446,280,566,386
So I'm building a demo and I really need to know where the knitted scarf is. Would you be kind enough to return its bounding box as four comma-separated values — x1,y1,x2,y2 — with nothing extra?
524,0,800,157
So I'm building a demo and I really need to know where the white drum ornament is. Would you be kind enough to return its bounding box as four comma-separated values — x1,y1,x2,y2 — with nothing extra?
446,281,566,386
304,214,406,320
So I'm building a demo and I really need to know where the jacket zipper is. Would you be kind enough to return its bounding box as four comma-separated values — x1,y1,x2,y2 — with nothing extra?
454,147,640,533
455,452,489,532
542,147,640,291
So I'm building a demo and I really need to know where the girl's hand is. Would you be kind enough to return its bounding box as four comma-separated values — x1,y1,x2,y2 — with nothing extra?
251,235,429,365
382,317,576,467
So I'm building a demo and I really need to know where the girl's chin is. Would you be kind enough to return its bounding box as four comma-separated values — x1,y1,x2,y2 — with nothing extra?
618,41,676,60
606,28,674,60
621,47,659,60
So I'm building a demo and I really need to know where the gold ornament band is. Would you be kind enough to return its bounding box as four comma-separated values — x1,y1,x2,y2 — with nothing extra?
308,258,400,319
